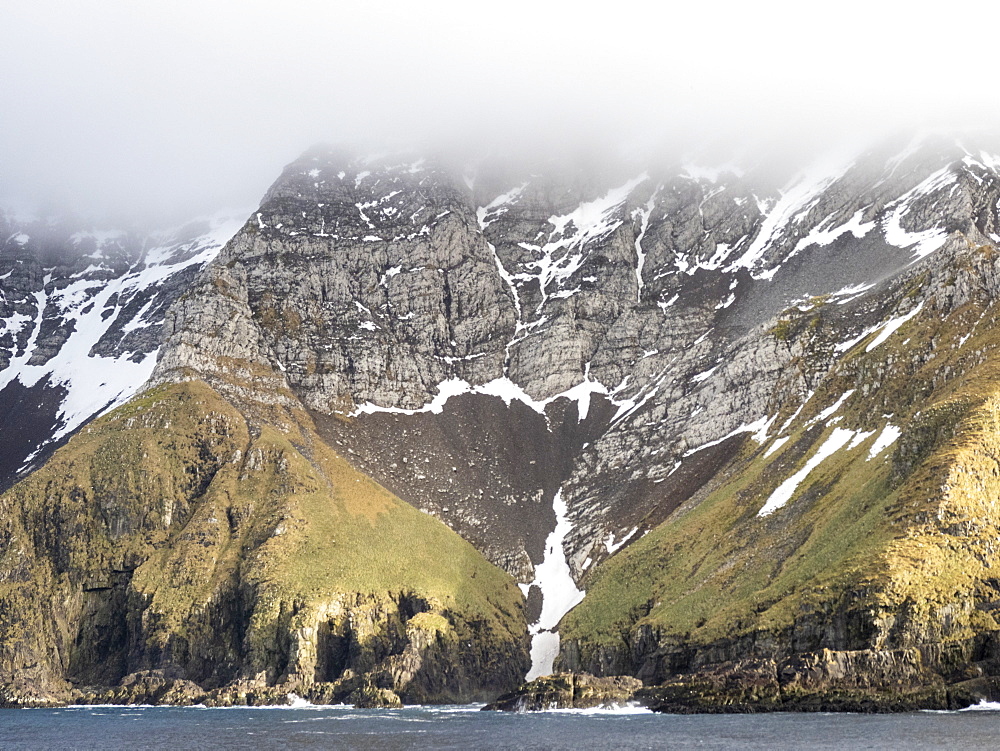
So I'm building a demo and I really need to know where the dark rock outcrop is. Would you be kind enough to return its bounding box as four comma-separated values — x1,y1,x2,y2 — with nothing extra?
484,672,643,711
78,670,207,706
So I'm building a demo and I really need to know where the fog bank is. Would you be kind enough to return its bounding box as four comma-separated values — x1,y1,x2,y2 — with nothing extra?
2,1,997,225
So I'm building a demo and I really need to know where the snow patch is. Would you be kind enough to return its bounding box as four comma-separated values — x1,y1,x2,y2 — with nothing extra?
684,415,775,458
714,293,736,309
758,427,856,517
604,527,639,554
632,190,658,302
351,375,610,426
727,156,854,277
848,430,875,450
691,365,718,383
865,302,924,352
477,183,528,229
832,281,876,305
547,175,647,248
0,212,245,449
514,175,647,308
810,389,855,424
867,424,902,460
882,166,955,260
657,293,679,312
793,209,876,255
833,282,875,297
764,435,790,458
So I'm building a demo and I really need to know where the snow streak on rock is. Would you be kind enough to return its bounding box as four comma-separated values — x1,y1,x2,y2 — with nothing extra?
350,375,610,426
727,156,854,278
526,490,585,680
633,189,658,302
868,424,902,460
865,302,925,352
758,427,857,517
516,175,648,310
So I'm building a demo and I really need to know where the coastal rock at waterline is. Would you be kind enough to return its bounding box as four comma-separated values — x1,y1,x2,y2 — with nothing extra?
645,651,1000,713
0,674,70,709
203,678,403,709
77,670,207,706
643,658,784,713
348,683,404,709
483,672,643,711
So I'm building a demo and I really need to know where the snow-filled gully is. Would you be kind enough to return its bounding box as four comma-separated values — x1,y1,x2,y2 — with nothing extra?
524,489,585,680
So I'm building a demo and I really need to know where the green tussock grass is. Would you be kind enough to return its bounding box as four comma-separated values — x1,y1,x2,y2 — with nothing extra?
239,425,522,624
562,421,899,647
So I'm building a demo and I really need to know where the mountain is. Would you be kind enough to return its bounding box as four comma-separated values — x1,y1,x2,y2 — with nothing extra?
5,134,1000,709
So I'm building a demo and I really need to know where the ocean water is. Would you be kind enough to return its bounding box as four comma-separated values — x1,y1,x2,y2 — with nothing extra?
3,702,1000,750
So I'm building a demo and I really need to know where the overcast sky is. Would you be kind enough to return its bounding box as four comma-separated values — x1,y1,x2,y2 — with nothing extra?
1,1,996,225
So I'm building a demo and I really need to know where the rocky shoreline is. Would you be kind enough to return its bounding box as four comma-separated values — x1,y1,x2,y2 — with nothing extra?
8,662,1000,713
484,666,1000,714
4,668,416,710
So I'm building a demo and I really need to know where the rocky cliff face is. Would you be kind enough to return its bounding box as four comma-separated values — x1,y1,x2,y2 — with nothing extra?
558,234,1000,708
6,134,1000,708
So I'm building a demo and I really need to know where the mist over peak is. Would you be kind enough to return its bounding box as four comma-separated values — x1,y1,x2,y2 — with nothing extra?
2,1,998,225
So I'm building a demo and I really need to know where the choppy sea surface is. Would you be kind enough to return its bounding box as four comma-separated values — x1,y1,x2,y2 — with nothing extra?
4,701,1000,749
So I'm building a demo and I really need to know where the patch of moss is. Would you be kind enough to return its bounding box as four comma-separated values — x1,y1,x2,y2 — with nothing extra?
408,612,451,633
771,319,794,341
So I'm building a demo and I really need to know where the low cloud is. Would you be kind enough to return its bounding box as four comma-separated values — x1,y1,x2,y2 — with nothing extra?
2,0,997,225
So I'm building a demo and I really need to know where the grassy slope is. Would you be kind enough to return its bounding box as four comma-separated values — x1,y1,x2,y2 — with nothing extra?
124,393,522,625
0,380,524,695
564,278,1000,655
